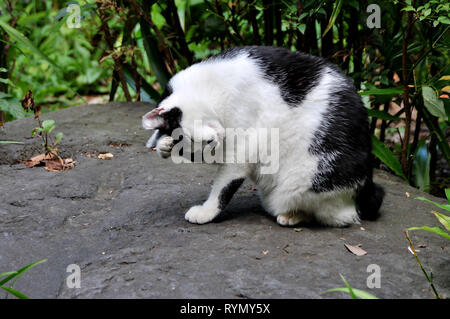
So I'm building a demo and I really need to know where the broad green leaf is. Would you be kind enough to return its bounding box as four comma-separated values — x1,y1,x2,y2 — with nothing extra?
371,136,407,181
413,196,450,212
359,87,403,96
298,24,306,35
432,211,450,231
0,286,30,299
322,0,343,37
422,86,447,119
445,189,450,203
324,287,379,299
42,120,55,133
367,109,402,121
408,226,450,240
55,132,63,145
0,98,26,119
0,20,58,69
0,259,47,286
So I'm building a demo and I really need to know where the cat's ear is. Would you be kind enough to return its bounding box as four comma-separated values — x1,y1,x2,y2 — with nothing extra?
142,107,182,130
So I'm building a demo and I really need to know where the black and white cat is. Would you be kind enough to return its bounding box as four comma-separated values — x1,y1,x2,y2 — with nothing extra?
142,46,384,227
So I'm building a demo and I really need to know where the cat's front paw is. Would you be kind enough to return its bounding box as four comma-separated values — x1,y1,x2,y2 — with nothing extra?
156,136,174,158
185,205,219,224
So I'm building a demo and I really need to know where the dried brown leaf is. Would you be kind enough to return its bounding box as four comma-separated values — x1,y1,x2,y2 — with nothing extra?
98,152,114,160
344,243,367,256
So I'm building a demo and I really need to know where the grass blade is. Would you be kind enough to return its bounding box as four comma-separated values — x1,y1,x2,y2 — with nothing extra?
412,196,450,212
322,0,343,38
1,286,30,299
324,287,378,299
339,274,357,299
408,226,450,240
0,259,47,286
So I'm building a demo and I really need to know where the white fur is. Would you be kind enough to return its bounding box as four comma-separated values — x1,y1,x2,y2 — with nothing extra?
146,52,360,227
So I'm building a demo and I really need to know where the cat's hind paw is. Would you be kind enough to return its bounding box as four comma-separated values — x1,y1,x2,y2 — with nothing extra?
185,205,219,224
276,212,304,226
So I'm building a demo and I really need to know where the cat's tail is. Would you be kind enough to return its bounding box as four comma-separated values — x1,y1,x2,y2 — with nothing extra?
355,178,385,220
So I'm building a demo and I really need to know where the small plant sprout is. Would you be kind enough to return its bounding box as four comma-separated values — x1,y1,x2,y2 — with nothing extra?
21,90,74,171
22,90,63,158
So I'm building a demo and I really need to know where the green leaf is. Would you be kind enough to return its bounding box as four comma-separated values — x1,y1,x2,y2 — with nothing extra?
0,286,30,299
0,20,58,69
413,196,450,212
32,127,43,136
122,65,160,103
298,24,306,35
55,132,63,145
432,211,450,231
324,274,379,299
0,271,17,278
0,259,47,286
139,10,171,89
371,136,407,181
359,87,404,96
422,86,447,119
322,0,343,37
339,274,357,299
0,98,26,119
445,189,450,203
42,120,55,133
367,109,402,121
0,141,24,145
408,226,450,240
324,287,379,299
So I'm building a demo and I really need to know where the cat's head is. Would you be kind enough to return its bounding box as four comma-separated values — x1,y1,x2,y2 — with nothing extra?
142,85,224,145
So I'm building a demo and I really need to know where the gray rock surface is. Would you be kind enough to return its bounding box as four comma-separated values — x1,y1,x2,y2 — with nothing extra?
0,102,448,299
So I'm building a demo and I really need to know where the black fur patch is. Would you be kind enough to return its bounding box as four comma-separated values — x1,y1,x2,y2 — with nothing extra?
247,46,325,106
159,107,182,136
309,70,372,192
218,178,245,211
211,46,325,106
